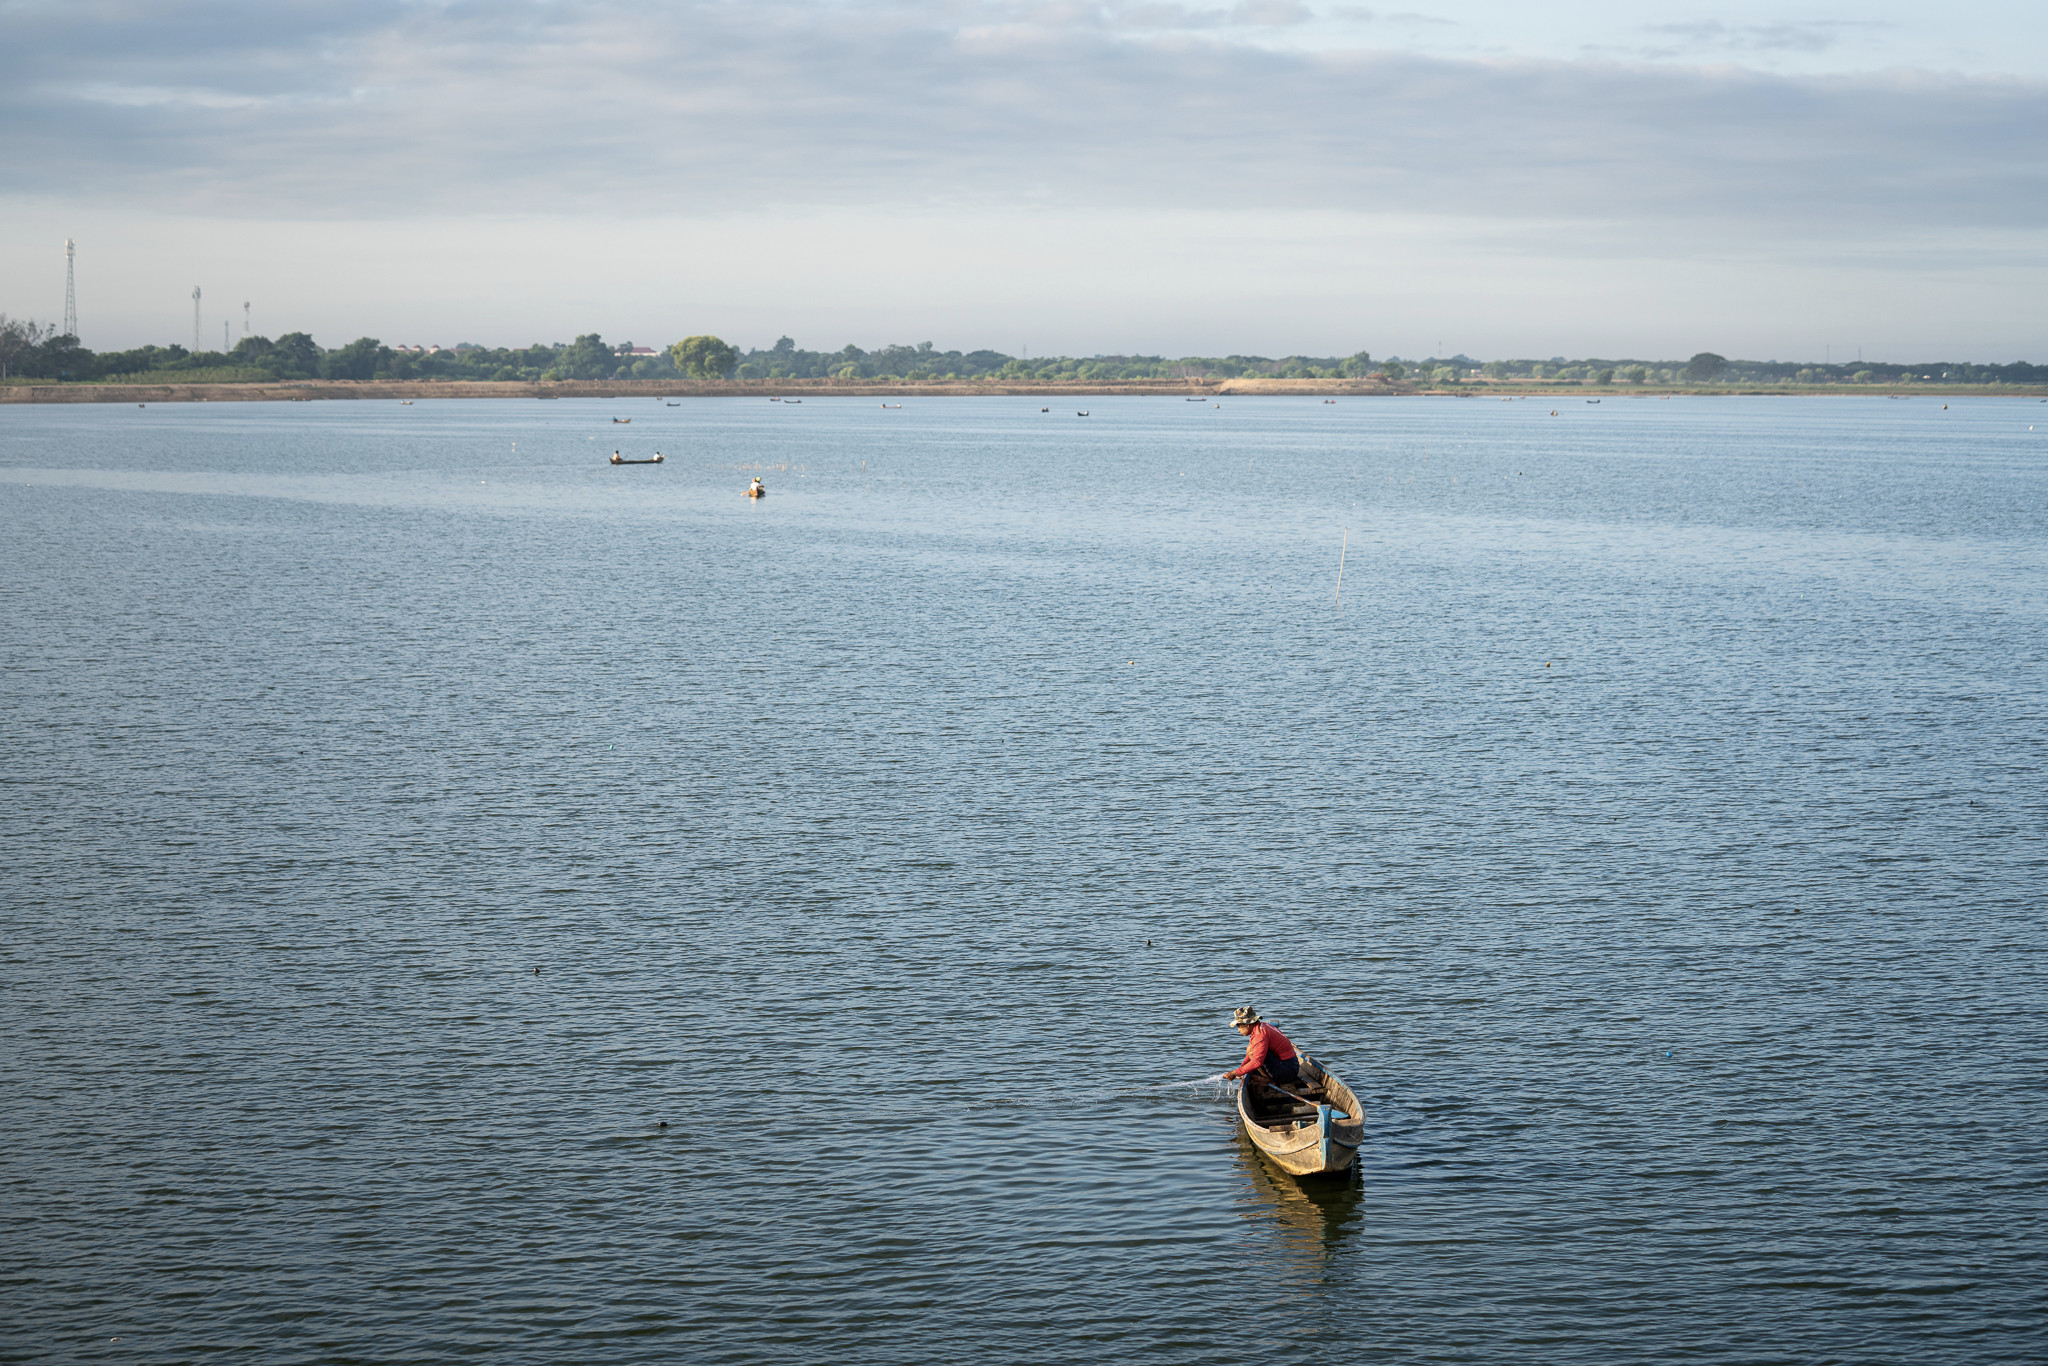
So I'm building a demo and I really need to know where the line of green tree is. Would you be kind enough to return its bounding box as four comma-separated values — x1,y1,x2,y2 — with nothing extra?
2,317,2042,387
1440,351,2048,386
0,323,688,384
722,337,1386,382
0,324,1383,384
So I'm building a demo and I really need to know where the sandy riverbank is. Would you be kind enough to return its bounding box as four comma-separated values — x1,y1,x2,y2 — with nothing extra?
0,377,1394,404
2,377,2039,403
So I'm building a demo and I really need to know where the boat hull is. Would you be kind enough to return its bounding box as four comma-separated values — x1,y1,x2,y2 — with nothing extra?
1235,1060,1364,1177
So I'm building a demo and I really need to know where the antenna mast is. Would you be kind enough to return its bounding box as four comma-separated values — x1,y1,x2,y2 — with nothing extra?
63,240,78,339
243,301,251,337
192,287,202,351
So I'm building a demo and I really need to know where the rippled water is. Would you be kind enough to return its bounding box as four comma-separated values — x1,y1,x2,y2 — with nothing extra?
3,395,2044,1363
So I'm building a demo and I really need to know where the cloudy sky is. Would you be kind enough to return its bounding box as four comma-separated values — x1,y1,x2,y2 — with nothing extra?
2,0,2043,358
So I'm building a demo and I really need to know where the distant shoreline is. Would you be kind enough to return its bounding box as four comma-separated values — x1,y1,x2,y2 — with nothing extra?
4,377,2043,404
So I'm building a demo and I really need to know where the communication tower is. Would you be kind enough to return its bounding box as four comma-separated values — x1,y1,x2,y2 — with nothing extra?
192,287,202,351
63,240,77,339
243,301,251,337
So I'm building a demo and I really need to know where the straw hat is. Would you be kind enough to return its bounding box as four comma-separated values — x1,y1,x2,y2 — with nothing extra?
1232,1006,1262,1028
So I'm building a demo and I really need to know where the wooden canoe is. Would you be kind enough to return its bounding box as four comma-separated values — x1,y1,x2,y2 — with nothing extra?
1236,1056,1365,1177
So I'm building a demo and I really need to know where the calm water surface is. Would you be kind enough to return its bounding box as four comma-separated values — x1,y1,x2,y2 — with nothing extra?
3,395,2044,1363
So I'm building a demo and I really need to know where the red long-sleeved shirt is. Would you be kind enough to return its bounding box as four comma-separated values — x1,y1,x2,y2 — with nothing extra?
1228,1022,1297,1079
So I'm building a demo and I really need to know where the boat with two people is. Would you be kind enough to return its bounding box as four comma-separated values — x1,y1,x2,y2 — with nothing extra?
610,450,665,465
746,477,767,499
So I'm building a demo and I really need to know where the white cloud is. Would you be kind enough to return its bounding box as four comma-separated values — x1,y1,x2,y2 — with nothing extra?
1,1,2042,355
0,0,2039,232
1638,19,1887,55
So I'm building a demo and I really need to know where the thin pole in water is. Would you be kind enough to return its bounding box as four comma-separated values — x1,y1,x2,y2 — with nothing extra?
1334,528,1348,607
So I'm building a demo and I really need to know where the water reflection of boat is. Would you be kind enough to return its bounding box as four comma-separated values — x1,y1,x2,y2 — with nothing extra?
1232,1129,1362,1259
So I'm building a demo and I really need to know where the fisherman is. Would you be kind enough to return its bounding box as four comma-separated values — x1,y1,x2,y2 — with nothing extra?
1227,1006,1302,1092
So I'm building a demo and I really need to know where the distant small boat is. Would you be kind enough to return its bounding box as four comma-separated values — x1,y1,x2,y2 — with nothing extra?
1041,407,1050,413
1324,399,1336,404
746,479,767,499
537,395,559,401
401,400,414,406
1586,399,1600,404
610,451,664,465
784,399,802,405
770,397,782,402
1237,1057,1365,1177
1186,396,1205,402
666,401,681,407
612,417,632,424
881,403,902,409
1077,410,1090,417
